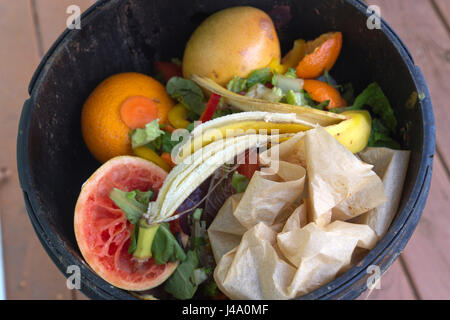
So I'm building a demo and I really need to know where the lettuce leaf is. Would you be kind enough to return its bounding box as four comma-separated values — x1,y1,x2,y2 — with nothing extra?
152,222,186,265
108,188,153,224
131,120,165,149
284,68,297,78
226,67,273,93
284,89,314,107
368,118,400,149
164,250,199,300
166,77,206,115
245,67,272,88
227,76,247,93
352,82,397,132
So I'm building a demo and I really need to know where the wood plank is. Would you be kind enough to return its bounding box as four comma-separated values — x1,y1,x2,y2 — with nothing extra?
434,0,450,27
400,156,450,299
74,290,89,300
368,0,450,171
33,0,96,55
359,259,417,300
369,0,450,300
0,0,73,300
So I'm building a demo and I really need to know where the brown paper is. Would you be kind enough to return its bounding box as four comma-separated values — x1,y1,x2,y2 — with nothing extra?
279,220,376,296
214,219,377,299
209,127,394,300
214,223,297,300
207,193,246,263
281,202,308,233
233,165,306,229
353,148,410,238
304,127,386,226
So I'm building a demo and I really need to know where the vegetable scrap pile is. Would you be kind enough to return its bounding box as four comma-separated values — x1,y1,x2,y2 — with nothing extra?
74,5,411,300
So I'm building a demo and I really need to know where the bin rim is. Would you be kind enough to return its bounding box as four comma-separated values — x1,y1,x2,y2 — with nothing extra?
18,0,435,300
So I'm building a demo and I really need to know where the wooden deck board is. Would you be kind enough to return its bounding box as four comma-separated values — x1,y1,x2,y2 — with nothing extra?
400,156,450,299
358,259,417,300
434,0,450,27
370,0,450,300
0,0,73,300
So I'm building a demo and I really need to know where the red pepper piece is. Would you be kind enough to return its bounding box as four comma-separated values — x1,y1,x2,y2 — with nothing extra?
154,61,182,83
199,93,221,122
237,150,260,180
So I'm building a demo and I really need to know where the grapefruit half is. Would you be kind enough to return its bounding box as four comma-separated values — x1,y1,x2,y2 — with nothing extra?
74,156,177,291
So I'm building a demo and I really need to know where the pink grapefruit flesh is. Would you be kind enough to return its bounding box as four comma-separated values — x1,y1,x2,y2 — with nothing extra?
74,156,177,291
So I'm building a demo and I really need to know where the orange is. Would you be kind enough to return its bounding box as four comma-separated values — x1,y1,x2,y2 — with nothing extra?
296,32,342,79
81,72,174,163
281,39,306,69
303,79,347,110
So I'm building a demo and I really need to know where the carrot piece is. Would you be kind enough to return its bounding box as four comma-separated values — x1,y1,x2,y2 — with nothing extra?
296,32,342,79
161,152,175,169
303,79,347,109
120,96,159,129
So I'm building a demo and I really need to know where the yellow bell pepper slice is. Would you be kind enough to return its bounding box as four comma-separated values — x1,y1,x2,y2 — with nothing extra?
168,104,190,129
133,146,171,172
268,57,288,75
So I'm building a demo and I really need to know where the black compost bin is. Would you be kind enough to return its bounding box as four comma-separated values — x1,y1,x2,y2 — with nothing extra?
17,0,435,300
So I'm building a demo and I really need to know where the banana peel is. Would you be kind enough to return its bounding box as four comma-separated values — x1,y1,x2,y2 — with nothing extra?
147,111,371,223
325,110,372,153
149,134,276,223
176,111,315,162
191,75,346,126
176,110,371,163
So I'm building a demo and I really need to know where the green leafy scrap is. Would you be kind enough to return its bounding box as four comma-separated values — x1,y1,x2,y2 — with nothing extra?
245,67,272,88
226,67,273,94
161,131,182,153
166,77,206,115
352,82,397,132
314,100,330,110
203,280,219,298
151,223,186,265
368,118,400,149
232,172,250,193
212,107,241,119
128,224,139,254
283,89,314,107
284,68,298,78
108,188,153,224
131,120,165,149
164,250,199,300
227,76,247,93
340,83,355,105
144,130,183,155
